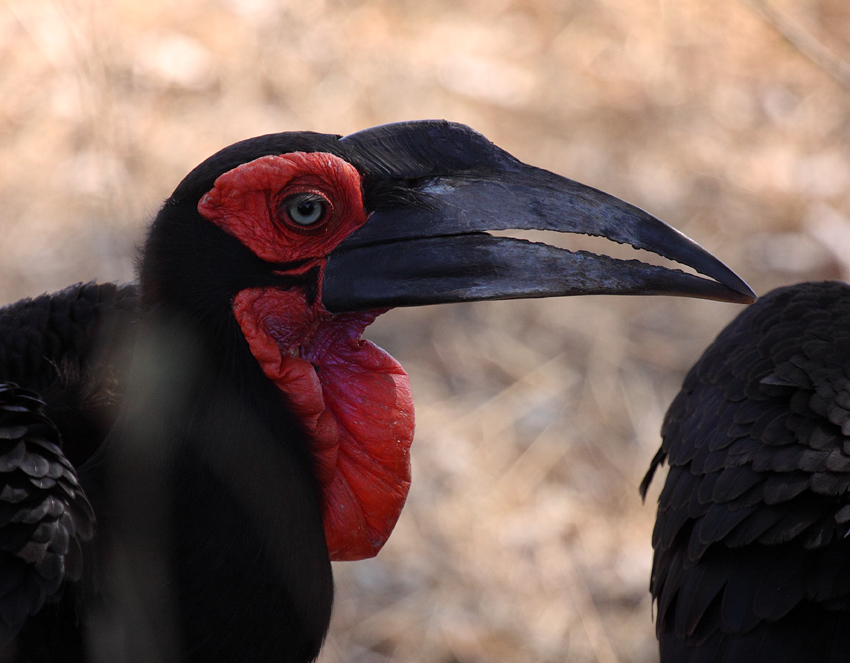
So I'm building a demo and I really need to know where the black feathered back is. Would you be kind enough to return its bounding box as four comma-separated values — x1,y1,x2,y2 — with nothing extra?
0,283,136,661
643,281,850,663
0,283,138,469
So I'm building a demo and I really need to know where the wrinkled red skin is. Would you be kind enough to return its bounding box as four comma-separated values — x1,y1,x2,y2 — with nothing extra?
198,152,415,560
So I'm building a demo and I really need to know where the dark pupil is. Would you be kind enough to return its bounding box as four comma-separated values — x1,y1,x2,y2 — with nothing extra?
298,201,316,216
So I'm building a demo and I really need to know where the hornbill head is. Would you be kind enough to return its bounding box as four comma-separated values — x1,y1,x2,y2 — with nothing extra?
140,120,753,562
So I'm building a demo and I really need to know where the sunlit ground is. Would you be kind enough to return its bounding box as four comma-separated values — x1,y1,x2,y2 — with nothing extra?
2,0,849,661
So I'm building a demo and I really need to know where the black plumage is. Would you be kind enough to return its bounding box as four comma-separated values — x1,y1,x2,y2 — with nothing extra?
0,120,753,662
642,281,850,663
0,283,136,661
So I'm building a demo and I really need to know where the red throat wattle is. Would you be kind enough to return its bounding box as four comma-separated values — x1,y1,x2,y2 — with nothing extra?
198,151,415,560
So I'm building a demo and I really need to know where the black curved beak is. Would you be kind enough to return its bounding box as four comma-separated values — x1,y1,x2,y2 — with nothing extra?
321,121,754,312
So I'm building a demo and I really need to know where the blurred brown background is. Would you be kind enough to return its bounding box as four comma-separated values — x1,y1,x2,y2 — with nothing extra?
2,0,849,661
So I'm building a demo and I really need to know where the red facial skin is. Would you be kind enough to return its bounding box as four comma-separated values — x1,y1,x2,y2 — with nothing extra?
198,152,415,561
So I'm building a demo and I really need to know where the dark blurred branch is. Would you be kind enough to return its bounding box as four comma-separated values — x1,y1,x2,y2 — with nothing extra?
743,0,850,90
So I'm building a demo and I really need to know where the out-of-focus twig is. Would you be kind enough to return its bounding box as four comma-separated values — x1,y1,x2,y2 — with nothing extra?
743,0,850,90
561,553,621,663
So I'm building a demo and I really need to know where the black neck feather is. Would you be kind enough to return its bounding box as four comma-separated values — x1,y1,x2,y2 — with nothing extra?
84,203,334,662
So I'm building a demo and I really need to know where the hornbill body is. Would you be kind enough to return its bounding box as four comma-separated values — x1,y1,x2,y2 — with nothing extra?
0,120,753,662
642,281,850,663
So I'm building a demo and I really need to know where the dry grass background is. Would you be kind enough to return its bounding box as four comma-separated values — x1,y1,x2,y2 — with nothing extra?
2,0,850,661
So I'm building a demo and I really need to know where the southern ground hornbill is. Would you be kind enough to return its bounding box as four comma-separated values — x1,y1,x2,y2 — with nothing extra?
0,120,753,662
642,281,850,662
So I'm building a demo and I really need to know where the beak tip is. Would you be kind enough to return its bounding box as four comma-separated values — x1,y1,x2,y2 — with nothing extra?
738,291,758,305
721,275,757,305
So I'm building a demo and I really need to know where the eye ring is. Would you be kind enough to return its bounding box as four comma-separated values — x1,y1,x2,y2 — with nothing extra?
280,192,330,227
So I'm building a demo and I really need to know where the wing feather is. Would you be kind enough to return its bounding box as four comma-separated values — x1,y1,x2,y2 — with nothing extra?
0,384,94,641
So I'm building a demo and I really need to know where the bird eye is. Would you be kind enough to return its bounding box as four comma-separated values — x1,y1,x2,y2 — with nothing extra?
282,192,329,226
